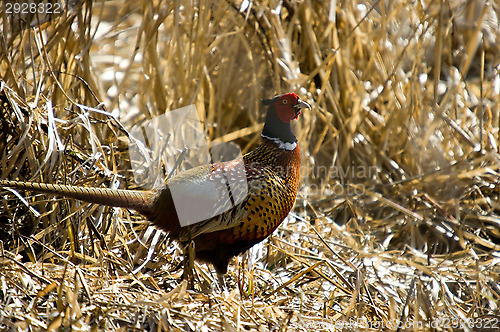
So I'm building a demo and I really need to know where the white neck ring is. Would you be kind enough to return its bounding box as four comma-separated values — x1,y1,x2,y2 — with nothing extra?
261,134,297,151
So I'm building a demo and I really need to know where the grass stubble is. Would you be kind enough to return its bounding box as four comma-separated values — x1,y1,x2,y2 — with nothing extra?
0,0,499,330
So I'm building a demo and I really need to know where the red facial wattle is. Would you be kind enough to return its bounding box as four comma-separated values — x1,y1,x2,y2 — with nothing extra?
275,93,300,123
276,105,299,123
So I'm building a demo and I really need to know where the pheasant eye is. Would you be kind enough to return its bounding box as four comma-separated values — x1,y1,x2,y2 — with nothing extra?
282,99,288,104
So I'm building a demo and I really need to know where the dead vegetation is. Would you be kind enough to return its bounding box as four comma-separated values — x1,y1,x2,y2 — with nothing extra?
1,0,499,330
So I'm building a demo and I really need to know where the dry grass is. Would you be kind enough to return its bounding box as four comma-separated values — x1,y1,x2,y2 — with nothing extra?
1,0,500,330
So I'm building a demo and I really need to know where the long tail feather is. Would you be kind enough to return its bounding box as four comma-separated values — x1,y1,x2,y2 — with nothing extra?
0,180,155,212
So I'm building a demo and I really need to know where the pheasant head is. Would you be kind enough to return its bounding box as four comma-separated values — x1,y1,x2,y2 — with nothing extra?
261,92,310,149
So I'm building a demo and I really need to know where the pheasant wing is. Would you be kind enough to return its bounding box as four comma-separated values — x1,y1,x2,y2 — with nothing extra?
178,163,290,240
167,159,249,229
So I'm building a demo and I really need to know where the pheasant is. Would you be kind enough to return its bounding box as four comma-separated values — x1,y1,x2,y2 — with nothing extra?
0,93,310,275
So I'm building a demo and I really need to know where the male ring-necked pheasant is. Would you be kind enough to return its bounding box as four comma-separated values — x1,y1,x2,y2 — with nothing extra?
0,93,310,275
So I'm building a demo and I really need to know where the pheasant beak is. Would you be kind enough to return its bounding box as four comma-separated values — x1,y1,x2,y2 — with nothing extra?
293,99,311,118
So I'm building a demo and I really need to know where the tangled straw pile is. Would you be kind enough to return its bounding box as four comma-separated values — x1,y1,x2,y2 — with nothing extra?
1,0,499,330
